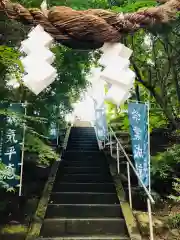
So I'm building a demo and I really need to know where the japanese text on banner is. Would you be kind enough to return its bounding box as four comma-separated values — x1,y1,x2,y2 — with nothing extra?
0,103,25,188
94,100,108,141
128,103,149,187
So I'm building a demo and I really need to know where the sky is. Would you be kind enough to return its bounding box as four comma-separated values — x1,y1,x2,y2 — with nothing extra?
65,67,106,123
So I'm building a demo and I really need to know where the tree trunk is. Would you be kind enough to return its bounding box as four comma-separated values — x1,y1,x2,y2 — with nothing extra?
164,38,180,103
135,84,141,102
151,89,178,129
132,61,179,129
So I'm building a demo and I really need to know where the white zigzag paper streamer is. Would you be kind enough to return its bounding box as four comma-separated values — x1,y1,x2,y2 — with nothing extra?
20,24,57,95
99,42,135,106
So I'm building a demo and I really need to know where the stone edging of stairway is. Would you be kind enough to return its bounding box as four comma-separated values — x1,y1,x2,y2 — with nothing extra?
102,150,142,240
25,126,71,240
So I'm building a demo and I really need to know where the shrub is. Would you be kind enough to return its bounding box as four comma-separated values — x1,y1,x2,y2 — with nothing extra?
168,178,180,203
151,144,180,195
151,144,180,179
167,213,180,229
24,133,59,166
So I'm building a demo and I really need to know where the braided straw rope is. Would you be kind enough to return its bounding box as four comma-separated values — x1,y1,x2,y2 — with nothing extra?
0,0,180,49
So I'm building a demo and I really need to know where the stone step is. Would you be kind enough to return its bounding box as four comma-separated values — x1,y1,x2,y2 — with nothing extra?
61,156,106,162
0,234,26,240
49,192,119,204
68,136,97,140
69,130,96,133
67,139,98,143
37,235,129,240
66,147,99,151
56,174,113,183
68,141,98,145
63,151,104,157
70,128,95,132
60,161,105,167
39,126,130,240
40,218,127,237
57,167,109,174
69,132,96,135
69,129,96,133
69,133,96,136
52,183,115,193
67,144,98,149
68,140,98,143
65,150,100,153
45,204,123,218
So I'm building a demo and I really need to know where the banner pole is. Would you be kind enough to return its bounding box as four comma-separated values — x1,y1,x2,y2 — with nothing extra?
147,101,151,193
19,102,27,197
147,101,154,240
56,121,59,147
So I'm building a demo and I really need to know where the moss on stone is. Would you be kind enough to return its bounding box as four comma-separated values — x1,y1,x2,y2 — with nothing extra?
1,224,28,234
134,211,169,236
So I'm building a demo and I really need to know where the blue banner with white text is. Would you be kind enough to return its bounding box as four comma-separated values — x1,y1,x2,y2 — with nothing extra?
128,103,149,187
95,108,108,141
49,122,58,141
93,100,108,141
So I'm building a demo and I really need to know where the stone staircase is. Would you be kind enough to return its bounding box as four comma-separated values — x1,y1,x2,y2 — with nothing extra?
38,127,130,240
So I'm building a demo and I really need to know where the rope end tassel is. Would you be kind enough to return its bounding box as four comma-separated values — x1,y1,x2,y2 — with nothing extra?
0,0,180,49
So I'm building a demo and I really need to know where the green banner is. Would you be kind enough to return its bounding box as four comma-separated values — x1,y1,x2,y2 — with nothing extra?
0,103,25,188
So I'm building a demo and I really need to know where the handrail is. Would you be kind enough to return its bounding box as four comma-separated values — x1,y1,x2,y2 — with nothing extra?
109,126,155,204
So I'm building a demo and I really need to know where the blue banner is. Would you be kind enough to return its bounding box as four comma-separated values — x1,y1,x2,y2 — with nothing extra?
49,122,58,141
93,100,108,141
95,108,108,141
0,103,25,188
128,103,149,187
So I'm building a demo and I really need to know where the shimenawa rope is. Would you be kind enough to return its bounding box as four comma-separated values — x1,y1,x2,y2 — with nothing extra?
0,0,180,49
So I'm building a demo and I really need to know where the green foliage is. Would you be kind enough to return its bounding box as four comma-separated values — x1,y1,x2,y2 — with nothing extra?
111,0,156,12
0,1,94,135
0,46,21,68
0,161,5,169
51,0,109,9
6,187,16,193
129,17,180,127
18,0,109,9
167,213,180,229
137,187,161,203
169,178,180,203
0,107,59,191
0,162,14,190
0,46,23,98
106,3,180,128
106,102,168,133
0,162,7,186
1,0,180,205
149,109,168,132
151,145,180,179
25,133,59,166
0,0,103,192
